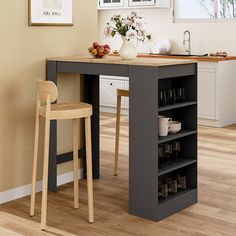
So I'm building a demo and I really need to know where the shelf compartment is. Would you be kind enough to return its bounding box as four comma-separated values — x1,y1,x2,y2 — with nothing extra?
158,130,197,144
159,188,196,206
158,159,197,176
158,101,197,112
156,188,197,221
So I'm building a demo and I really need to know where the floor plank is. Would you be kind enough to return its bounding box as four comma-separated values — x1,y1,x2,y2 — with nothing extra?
1,113,236,235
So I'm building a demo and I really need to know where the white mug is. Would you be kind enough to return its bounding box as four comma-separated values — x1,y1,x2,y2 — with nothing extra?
159,125,170,137
158,116,172,137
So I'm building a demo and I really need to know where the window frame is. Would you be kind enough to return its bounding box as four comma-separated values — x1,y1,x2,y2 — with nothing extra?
99,0,124,8
173,0,236,23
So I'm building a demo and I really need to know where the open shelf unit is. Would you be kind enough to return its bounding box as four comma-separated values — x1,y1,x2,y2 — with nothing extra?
156,71,198,220
129,62,198,222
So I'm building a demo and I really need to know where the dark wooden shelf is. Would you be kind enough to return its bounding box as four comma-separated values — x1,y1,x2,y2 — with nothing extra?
158,159,197,176
158,188,196,206
158,101,197,112
158,130,197,144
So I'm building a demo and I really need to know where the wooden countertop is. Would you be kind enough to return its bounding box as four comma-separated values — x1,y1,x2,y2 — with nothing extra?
137,53,236,62
47,55,196,67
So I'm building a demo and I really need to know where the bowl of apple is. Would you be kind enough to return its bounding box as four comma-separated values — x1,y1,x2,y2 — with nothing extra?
88,42,110,59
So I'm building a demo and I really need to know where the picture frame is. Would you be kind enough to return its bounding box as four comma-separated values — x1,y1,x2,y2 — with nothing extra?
29,0,73,26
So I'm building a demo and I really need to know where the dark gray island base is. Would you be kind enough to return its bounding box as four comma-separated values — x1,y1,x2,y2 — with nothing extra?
46,56,198,221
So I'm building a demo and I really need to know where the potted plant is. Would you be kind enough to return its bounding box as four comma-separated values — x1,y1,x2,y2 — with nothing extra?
104,11,151,60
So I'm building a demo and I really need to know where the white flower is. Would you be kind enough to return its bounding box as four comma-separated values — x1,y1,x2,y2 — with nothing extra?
104,25,114,37
137,29,146,37
122,18,132,27
130,11,143,19
126,29,137,41
132,19,144,31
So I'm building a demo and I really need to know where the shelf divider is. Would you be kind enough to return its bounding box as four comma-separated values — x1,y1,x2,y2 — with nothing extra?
158,158,197,176
158,130,197,144
158,101,197,112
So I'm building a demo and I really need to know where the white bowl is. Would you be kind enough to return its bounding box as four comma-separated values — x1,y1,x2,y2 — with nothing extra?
169,127,181,134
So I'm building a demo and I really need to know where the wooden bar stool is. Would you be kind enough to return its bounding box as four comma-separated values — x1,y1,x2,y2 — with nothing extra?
114,89,129,176
30,79,94,230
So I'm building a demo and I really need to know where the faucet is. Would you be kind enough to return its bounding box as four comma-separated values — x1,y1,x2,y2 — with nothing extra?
183,30,191,55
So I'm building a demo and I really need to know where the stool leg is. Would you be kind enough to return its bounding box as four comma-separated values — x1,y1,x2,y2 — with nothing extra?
85,116,94,223
72,119,79,209
30,107,40,216
41,114,50,230
114,94,121,176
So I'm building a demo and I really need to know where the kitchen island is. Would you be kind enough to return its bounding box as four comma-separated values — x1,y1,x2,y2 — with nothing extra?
46,56,198,221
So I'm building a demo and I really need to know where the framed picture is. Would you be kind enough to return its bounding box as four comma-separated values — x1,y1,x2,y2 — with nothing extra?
29,0,73,26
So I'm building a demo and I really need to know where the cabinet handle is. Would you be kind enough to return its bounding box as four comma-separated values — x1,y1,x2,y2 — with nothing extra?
110,83,113,86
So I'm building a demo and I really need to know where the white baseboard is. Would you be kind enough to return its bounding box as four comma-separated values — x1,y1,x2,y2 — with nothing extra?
0,168,84,204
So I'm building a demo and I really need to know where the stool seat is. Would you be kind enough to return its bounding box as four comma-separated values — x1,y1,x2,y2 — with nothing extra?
39,103,92,120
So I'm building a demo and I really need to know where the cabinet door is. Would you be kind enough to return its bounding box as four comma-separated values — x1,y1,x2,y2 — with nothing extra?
100,78,126,108
156,0,171,8
128,0,155,7
99,0,124,8
198,69,216,119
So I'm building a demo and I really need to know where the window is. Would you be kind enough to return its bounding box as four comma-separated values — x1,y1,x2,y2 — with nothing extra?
218,0,236,18
174,0,236,21
99,0,124,8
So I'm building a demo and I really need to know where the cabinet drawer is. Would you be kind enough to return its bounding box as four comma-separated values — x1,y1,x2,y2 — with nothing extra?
100,79,126,108
198,70,216,119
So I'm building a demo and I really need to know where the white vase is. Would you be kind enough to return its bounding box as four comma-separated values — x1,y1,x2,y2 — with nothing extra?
119,36,137,60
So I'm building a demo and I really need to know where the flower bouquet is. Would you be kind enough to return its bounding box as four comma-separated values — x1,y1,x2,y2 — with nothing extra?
104,11,151,59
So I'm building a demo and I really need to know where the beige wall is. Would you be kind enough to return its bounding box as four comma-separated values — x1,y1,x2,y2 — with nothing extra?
0,0,98,192
98,8,236,55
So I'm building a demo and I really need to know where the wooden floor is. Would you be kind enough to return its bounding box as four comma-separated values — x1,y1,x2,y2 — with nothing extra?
1,113,236,236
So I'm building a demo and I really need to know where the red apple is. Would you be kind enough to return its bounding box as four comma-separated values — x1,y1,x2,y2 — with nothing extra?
97,53,104,58
104,44,110,49
93,42,99,49
97,45,104,54
104,47,110,55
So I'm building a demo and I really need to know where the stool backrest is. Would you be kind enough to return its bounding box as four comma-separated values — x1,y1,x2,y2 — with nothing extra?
37,79,58,104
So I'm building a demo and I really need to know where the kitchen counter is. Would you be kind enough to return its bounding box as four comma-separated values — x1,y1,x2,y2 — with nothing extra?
138,53,236,62
111,53,236,62
46,55,198,222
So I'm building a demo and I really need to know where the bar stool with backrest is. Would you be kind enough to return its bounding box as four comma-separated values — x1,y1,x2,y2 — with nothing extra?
30,79,94,230
114,89,129,176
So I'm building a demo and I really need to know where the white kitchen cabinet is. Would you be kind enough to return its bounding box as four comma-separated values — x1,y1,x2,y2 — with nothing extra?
198,61,236,127
124,79,129,109
198,68,216,120
98,0,124,8
98,0,171,9
100,76,129,113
